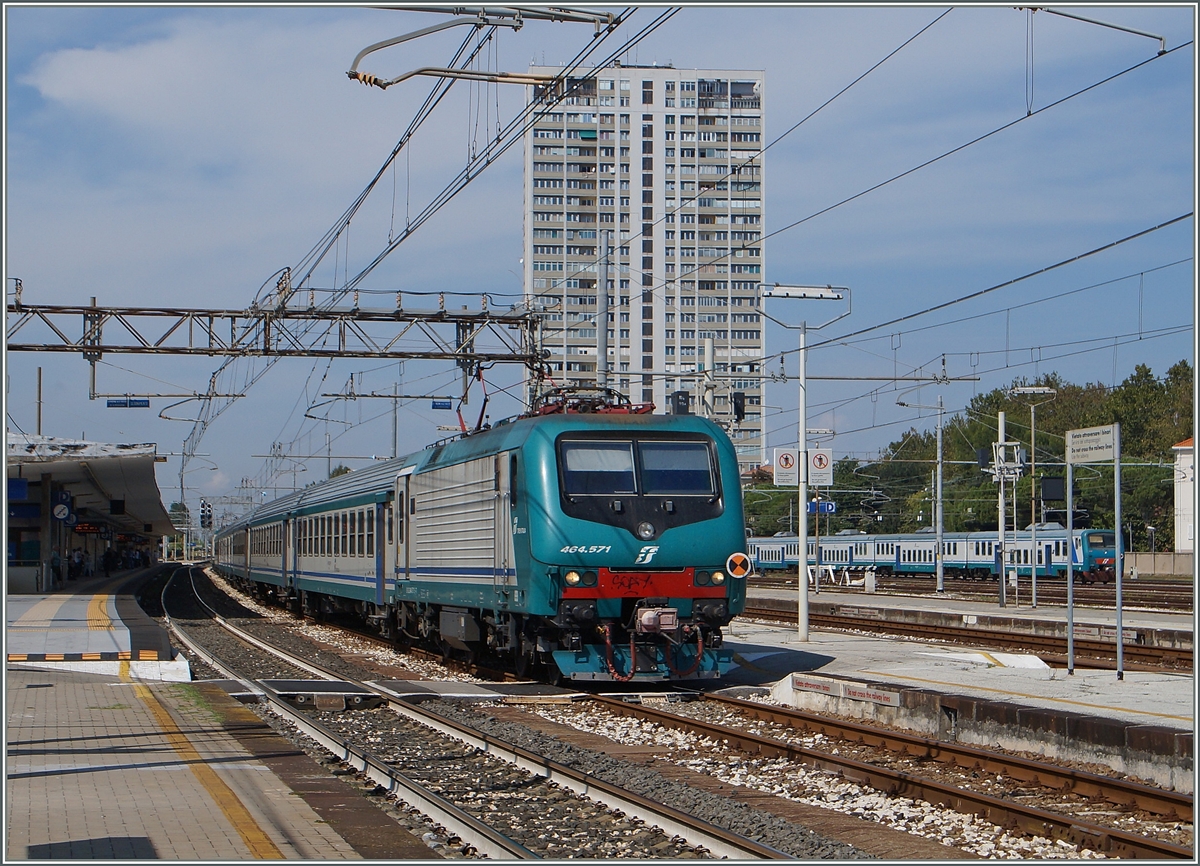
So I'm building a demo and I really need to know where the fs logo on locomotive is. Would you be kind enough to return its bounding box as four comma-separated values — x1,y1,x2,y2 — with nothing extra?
634,545,660,565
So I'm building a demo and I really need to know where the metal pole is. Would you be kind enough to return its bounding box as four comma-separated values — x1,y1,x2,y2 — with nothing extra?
812,488,820,596
1067,458,1075,674
998,410,1006,608
1030,401,1038,608
702,337,715,417
1012,474,1019,606
597,230,610,389
1114,423,1124,680
37,367,43,435
797,322,809,641
936,395,944,592
391,383,398,459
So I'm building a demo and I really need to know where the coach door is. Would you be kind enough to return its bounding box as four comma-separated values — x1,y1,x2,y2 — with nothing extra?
394,468,413,581
494,454,514,590
285,518,297,590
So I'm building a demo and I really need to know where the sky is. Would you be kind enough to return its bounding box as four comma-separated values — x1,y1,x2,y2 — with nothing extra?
4,3,1196,521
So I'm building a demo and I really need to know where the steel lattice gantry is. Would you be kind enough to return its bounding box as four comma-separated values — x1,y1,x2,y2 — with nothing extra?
5,301,541,365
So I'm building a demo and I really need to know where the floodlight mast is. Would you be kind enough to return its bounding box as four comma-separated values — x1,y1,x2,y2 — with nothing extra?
760,284,850,641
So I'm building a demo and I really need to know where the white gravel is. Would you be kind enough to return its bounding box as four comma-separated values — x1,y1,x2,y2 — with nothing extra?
528,703,1109,860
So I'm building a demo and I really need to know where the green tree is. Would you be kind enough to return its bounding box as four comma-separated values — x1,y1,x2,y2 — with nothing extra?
329,464,352,479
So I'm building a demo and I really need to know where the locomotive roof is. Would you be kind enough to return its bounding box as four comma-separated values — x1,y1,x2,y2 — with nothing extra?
218,411,730,534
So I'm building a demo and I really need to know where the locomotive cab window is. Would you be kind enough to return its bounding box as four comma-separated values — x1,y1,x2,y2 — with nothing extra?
561,442,636,495
640,441,714,494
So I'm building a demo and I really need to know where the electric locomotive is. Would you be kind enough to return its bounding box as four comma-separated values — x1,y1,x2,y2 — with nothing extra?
215,392,749,682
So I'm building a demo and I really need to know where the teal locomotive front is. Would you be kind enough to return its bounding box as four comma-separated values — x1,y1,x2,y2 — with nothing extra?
521,414,747,681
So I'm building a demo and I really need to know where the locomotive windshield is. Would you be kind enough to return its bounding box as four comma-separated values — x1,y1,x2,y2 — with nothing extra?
1086,531,1115,546
559,438,715,496
561,442,636,494
640,441,714,494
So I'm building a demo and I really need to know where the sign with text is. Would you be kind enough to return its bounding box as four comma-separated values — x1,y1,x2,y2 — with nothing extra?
773,448,799,486
1066,425,1115,464
808,449,834,486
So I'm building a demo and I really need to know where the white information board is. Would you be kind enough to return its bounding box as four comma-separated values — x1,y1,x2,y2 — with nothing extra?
1067,425,1115,464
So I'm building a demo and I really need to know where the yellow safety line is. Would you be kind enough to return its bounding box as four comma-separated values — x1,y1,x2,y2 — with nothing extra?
978,651,1005,667
861,670,1194,722
120,667,284,858
86,592,113,630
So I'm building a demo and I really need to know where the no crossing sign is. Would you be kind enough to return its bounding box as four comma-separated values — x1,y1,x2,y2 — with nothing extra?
809,449,833,486
773,448,799,486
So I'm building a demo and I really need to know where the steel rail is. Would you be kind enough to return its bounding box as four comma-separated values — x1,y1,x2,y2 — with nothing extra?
703,694,1193,821
379,693,792,860
592,696,1193,860
743,606,1193,670
161,566,540,860
185,568,792,859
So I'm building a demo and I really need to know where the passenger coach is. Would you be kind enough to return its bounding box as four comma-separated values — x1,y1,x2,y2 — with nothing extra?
747,525,1118,584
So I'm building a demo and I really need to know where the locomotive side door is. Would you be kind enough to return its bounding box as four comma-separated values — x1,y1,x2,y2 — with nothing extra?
394,468,413,581
494,453,514,590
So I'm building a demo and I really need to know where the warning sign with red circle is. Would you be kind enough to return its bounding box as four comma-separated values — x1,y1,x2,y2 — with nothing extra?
726,552,752,578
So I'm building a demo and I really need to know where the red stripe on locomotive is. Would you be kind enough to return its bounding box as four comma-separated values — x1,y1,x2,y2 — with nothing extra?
561,567,726,598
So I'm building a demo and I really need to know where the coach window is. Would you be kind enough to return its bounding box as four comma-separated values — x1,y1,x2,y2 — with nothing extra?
358,510,366,555
366,509,374,555
343,512,350,556
386,503,394,544
349,512,356,556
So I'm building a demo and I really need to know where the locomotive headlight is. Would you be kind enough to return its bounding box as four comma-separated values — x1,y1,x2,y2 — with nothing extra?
696,570,711,585
711,571,726,585
636,521,656,540
582,571,598,587
564,570,582,586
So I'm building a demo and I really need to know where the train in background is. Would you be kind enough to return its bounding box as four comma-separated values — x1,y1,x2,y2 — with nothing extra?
214,389,749,683
747,524,1118,584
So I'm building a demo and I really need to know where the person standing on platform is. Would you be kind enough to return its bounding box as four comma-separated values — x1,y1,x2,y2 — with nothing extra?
50,549,62,585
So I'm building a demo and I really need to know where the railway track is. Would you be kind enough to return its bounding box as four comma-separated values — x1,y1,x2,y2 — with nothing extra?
743,605,1194,671
749,574,1194,612
156,565,1193,859
591,695,1192,859
158,565,836,859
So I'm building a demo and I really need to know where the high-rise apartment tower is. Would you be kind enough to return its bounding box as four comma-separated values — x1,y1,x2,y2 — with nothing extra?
522,63,766,472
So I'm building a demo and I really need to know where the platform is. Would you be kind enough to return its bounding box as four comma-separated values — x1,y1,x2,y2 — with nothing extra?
725,588,1194,790
5,567,435,860
4,568,187,680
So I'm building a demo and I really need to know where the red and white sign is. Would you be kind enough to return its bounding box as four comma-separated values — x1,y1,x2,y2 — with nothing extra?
809,449,833,486
773,448,799,486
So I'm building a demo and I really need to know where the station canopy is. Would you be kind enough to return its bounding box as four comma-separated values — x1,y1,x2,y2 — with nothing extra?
7,434,176,537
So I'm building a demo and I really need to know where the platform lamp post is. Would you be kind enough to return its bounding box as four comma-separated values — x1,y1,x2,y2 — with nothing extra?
1010,386,1057,608
760,283,851,642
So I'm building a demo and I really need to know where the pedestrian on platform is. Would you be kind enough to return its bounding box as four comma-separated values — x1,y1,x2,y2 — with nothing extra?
50,550,62,584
